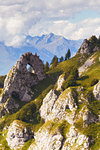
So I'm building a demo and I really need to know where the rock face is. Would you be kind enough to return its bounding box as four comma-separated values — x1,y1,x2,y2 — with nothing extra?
62,125,89,150
56,74,66,91
28,126,63,150
28,123,90,150
6,120,33,149
93,80,100,100
0,52,45,117
78,54,96,76
79,38,99,54
40,87,77,124
40,89,60,121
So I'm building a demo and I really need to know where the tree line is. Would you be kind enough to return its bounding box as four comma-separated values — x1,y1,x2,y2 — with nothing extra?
44,48,71,72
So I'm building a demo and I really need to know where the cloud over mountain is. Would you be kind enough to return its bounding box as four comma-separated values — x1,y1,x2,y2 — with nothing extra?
0,0,100,46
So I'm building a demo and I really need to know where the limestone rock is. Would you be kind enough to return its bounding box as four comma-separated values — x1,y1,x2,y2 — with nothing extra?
78,54,96,76
80,106,97,125
62,126,89,150
0,98,19,117
40,89,60,121
0,52,45,117
6,120,33,150
28,124,63,150
93,80,100,100
79,38,99,54
56,74,66,91
40,87,77,124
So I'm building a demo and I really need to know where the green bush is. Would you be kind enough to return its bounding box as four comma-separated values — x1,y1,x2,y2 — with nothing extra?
90,79,99,86
62,67,79,89
16,102,37,122
0,75,6,88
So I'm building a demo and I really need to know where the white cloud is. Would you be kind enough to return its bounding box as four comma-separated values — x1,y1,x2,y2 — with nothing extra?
0,0,100,46
29,18,100,40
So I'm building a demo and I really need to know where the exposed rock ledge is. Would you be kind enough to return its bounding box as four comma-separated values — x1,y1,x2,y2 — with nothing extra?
93,80,100,100
78,53,96,76
28,124,90,150
6,120,33,150
0,52,45,117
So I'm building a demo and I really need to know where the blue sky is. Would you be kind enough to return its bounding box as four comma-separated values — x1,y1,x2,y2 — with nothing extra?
0,0,100,47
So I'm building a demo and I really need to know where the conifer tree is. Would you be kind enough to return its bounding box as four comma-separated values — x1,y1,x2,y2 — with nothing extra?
51,55,58,67
44,62,49,72
65,49,71,60
60,56,64,62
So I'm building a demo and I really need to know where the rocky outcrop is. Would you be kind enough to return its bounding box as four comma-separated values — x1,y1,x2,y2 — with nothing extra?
78,54,96,76
56,74,66,91
28,123,90,150
0,52,45,117
93,80,100,100
6,120,33,149
78,38,99,54
28,125,63,150
62,125,89,150
79,106,98,125
40,87,77,124
40,89,60,121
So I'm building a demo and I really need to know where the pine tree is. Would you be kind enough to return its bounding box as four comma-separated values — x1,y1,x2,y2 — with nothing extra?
60,56,64,62
44,62,49,72
51,55,58,68
67,49,71,59
65,49,71,60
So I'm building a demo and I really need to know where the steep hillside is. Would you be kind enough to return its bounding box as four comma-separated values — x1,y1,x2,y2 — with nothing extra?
0,36,100,150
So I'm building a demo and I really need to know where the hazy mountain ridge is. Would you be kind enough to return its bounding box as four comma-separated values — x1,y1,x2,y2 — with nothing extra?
0,33,82,75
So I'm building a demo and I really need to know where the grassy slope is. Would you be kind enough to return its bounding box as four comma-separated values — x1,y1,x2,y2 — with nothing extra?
0,49,100,149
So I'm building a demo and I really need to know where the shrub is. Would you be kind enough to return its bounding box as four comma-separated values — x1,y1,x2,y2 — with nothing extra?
0,75,6,88
16,102,37,122
90,79,99,86
62,67,79,89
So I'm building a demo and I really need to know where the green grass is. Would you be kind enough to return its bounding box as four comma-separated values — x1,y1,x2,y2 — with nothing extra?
0,130,11,150
0,48,100,149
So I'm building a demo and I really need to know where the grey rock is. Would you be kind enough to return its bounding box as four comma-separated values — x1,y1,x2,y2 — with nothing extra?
0,52,45,117
62,125,89,150
40,89,59,121
56,74,66,91
93,80,100,100
28,124,63,150
6,120,33,149
40,87,77,124
79,38,99,54
78,54,96,76
79,106,98,125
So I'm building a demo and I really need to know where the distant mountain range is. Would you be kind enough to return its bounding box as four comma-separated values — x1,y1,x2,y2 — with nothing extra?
0,33,82,75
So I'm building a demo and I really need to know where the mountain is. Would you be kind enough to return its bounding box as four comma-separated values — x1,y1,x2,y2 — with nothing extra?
0,33,82,75
0,35,100,149
24,33,82,57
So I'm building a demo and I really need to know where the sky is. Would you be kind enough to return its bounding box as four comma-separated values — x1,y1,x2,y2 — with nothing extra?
0,0,100,47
